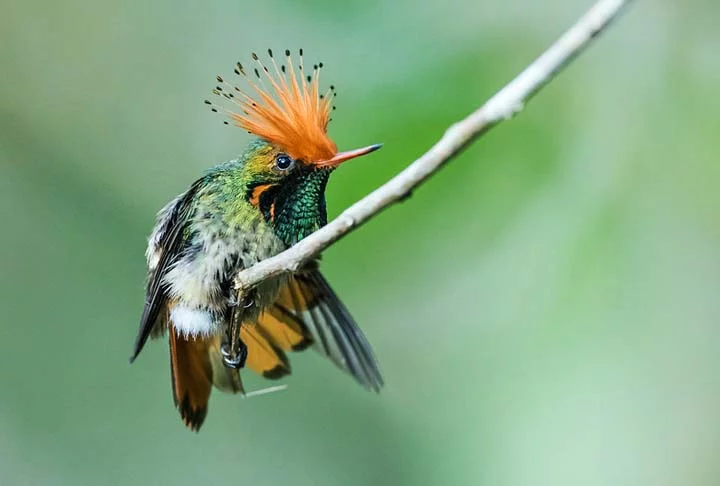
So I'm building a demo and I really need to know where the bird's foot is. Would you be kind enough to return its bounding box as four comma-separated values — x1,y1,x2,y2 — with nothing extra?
221,339,248,369
227,289,255,309
227,293,239,307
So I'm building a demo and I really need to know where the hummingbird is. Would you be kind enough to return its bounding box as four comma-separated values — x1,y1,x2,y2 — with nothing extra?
130,49,383,431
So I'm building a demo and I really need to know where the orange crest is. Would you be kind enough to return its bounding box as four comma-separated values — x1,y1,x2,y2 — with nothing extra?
209,49,338,163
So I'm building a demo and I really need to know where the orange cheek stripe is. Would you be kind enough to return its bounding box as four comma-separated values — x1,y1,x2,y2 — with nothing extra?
248,183,273,207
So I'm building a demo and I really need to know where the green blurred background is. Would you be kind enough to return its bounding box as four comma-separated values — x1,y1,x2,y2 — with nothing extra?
2,0,719,484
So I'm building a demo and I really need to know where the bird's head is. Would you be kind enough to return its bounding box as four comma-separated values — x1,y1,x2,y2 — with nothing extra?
207,49,381,244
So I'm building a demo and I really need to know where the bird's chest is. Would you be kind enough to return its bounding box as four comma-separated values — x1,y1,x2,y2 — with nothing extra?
167,216,287,310
225,217,286,270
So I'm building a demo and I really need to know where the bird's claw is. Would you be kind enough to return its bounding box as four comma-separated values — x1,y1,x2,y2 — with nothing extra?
227,290,254,309
227,295,239,307
221,340,248,369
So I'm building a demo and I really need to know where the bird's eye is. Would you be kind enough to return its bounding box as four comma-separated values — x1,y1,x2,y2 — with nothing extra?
275,154,294,171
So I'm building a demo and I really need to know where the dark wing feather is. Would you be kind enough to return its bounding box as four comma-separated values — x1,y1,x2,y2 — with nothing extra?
130,180,203,362
259,268,383,391
169,323,244,431
169,324,212,431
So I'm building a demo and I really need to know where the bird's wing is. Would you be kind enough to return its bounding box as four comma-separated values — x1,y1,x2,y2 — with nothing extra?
240,324,292,379
169,323,243,431
255,267,384,392
130,179,203,362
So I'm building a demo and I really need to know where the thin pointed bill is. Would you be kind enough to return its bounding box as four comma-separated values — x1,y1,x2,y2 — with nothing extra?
316,143,383,168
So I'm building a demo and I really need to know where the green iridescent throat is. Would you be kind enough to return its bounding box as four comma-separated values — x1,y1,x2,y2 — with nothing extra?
267,168,330,246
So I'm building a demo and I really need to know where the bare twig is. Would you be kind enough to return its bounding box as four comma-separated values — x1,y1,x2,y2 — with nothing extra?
234,0,632,292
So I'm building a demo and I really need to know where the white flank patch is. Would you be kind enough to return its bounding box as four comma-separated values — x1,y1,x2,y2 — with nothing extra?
170,306,217,337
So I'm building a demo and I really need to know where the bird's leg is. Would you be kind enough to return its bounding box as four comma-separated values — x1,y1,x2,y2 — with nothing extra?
222,286,246,369
226,293,239,307
221,287,255,369
226,280,253,308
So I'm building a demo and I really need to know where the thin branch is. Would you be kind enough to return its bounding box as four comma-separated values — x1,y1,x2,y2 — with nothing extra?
234,0,632,292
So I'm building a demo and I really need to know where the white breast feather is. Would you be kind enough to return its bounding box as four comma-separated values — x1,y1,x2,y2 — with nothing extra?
161,223,285,337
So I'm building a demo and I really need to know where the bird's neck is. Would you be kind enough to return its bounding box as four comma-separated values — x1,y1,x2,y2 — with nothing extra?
260,170,330,247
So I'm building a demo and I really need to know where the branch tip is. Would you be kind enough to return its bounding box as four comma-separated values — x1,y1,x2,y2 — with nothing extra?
231,0,633,291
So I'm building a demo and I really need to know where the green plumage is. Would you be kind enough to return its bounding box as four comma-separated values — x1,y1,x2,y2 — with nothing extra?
132,138,349,357
195,139,330,243
131,137,383,430
130,50,384,430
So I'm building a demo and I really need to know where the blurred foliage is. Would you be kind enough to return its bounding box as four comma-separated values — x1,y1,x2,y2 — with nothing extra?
1,0,720,485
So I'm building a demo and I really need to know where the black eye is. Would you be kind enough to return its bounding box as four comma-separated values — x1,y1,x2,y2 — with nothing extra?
275,154,294,171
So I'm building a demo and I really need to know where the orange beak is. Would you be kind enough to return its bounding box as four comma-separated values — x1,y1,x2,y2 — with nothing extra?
315,143,383,168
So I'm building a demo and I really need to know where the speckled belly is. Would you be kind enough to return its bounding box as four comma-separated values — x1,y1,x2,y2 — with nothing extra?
163,218,287,337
